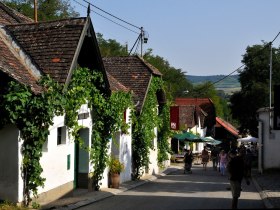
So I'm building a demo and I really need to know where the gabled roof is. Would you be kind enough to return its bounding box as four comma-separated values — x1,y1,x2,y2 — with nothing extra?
175,104,208,129
0,2,33,25
103,56,162,111
0,15,109,94
4,18,87,85
216,117,239,138
106,72,130,92
0,27,42,93
174,98,216,129
179,105,196,129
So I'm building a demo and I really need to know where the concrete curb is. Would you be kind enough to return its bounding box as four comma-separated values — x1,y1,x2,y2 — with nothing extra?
48,167,180,210
252,177,274,209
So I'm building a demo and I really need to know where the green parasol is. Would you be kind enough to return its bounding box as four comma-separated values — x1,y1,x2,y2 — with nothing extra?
201,136,222,145
173,132,202,142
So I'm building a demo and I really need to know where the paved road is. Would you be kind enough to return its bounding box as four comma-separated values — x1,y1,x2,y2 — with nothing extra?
77,163,265,210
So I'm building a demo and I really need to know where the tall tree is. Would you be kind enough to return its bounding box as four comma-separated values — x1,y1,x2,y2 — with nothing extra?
97,33,128,57
3,0,79,21
230,43,280,136
143,49,193,101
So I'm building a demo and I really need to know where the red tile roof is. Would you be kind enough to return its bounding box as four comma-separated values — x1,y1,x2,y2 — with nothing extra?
0,2,33,25
103,56,162,111
216,117,239,137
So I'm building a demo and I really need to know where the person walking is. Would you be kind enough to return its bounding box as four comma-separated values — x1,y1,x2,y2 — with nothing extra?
211,146,219,170
244,148,254,178
201,146,209,171
227,149,250,209
219,150,228,176
184,149,194,174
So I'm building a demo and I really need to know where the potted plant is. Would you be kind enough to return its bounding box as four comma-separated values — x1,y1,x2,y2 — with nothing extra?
107,156,125,188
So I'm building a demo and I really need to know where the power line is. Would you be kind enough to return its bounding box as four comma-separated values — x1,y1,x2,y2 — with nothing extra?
194,31,280,93
73,0,139,34
81,0,141,30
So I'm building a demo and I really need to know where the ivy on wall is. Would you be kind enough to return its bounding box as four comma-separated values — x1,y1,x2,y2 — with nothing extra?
0,67,133,205
2,76,64,206
132,76,170,179
0,67,171,206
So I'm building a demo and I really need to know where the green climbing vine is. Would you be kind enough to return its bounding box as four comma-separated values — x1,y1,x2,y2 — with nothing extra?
0,67,133,206
157,102,172,167
59,67,133,190
132,76,170,179
2,76,64,206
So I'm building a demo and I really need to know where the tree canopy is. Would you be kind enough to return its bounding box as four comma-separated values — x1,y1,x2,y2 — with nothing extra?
230,43,280,136
3,0,79,21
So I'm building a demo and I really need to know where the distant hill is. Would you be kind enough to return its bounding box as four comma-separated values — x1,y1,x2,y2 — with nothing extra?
187,75,241,95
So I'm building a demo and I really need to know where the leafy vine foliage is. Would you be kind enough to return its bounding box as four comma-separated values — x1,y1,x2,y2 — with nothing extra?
132,76,170,179
0,67,170,205
2,76,64,206
0,67,133,205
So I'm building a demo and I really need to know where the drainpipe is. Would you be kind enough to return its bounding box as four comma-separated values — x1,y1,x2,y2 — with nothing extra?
257,115,264,174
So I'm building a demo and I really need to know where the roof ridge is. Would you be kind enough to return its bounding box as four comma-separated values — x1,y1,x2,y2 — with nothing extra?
0,2,33,24
6,17,87,27
136,55,162,76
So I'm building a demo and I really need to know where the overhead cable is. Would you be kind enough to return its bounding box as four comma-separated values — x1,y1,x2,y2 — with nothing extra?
73,0,139,34
81,0,141,30
197,30,280,91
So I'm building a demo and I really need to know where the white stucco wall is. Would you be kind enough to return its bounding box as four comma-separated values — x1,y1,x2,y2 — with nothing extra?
38,115,75,194
147,127,159,175
258,109,280,171
0,125,20,202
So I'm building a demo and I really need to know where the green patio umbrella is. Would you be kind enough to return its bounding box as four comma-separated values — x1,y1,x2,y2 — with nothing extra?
201,136,222,145
173,132,202,142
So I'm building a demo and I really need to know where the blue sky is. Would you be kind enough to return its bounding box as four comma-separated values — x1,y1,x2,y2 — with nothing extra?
71,0,280,76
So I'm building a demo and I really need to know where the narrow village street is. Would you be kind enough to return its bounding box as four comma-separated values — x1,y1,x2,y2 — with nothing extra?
76,162,264,210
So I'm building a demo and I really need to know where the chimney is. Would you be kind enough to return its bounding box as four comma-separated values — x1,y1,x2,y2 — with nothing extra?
34,0,37,22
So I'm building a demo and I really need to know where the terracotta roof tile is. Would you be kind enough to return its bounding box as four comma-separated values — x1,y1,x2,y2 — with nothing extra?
5,18,87,84
175,97,216,129
216,117,239,137
106,71,130,92
0,2,33,25
0,32,42,93
179,105,196,128
103,56,162,111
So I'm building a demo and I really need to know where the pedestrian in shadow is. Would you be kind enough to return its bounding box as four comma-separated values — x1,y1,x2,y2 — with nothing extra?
219,150,228,176
201,146,209,171
227,149,250,209
184,149,194,174
211,146,219,170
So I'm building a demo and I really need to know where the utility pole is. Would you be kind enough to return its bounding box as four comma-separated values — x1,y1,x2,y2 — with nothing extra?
34,0,37,22
269,42,273,129
140,27,144,57
129,27,148,57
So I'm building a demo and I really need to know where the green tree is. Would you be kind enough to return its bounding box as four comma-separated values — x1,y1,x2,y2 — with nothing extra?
3,0,79,21
230,43,280,136
143,49,193,101
96,33,128,56
96,34,193,101
188,82,226,118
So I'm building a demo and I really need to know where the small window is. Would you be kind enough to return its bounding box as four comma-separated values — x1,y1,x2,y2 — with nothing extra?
67,154,71,170
57,126,66,145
